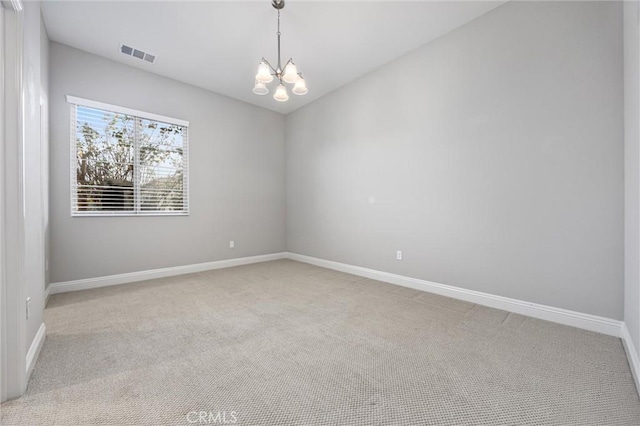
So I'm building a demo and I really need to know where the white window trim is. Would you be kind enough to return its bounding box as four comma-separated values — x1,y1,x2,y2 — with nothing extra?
66,95,189,127
67,96,190,217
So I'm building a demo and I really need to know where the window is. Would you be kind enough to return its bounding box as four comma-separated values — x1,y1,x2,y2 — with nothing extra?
67,96,189,216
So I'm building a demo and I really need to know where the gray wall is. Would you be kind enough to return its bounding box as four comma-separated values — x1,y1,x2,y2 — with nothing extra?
286,1,624,319
50,43,285,283
625,0,640,358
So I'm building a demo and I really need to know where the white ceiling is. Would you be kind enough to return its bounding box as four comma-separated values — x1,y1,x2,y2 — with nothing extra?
41,1,506,115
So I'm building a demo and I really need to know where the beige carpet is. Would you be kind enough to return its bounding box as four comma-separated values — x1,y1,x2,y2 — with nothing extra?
2,259,639,425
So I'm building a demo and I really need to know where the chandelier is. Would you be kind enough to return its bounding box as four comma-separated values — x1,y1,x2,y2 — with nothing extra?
253,0,307,101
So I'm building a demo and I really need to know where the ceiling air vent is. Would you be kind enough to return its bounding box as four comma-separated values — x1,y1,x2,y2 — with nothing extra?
120,44,156,64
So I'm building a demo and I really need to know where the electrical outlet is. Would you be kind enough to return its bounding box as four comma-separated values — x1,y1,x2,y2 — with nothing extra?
229,240,235,249
26,297,31,319
396,250,403,261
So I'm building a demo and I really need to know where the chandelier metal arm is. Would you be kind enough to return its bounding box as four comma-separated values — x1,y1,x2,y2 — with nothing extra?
262,57,277,74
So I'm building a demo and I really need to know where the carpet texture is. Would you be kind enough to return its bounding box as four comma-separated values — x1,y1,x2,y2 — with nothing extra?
2,259,639,425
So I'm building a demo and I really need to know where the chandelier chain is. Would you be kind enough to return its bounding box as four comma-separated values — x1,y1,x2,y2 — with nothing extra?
276,9,282,71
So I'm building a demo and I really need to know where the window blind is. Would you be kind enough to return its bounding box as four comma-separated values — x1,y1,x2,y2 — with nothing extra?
68,96,189,216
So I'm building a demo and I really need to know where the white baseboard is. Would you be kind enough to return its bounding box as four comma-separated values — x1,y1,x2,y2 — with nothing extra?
286,252,623,337
48,250,624,337
49,252,287,295
621,323,640,393
26,323,46,379
44,285,51,305
44,250,638,394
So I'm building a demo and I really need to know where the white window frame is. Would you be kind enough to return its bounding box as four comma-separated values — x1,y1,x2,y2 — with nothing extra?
67,95,190,217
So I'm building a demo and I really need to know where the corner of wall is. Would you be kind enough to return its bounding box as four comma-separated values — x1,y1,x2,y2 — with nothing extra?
624,0,640,372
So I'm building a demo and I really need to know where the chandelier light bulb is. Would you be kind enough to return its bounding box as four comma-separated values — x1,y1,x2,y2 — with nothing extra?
292,76,308,95
282,62,299,84
273,83,289,102
256,62,273,84
252,81,269,95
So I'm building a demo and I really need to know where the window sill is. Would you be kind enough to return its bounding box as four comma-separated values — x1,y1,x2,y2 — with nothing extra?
71,212,189,217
